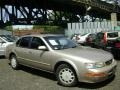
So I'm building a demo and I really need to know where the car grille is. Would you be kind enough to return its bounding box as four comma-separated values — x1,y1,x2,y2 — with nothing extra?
105,59,113,65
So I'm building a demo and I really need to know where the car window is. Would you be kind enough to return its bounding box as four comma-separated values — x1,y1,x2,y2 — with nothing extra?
16,38,21,47
0,38,2,43
19,37,32,48
44,36,77,50
0,38,5,43
81,33,87,36
88,34,96,39
107,32,118,38
30,37,45,49
97,33,104,39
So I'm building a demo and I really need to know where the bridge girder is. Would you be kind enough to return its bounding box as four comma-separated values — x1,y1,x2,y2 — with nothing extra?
0,0,120,27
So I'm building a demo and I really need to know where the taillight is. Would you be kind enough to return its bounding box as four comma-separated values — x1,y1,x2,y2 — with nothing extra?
86,37,89,42
103,33,107,45
86,37,92,43
115,42,120,48
89,37,92,42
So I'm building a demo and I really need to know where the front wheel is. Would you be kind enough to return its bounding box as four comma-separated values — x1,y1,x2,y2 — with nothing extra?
10,54,19,70
56,64,77,87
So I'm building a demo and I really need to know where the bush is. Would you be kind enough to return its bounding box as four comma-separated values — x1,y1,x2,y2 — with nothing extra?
33,25,64,34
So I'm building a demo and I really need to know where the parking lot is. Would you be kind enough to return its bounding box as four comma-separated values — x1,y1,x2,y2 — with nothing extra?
0,57,120,90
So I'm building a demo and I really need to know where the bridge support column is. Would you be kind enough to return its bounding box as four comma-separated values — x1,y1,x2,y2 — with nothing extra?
0,6,5,28
111,13,117,27
0,7,3,21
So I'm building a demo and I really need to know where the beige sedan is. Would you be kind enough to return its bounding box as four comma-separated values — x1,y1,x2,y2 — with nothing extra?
5,34,117,87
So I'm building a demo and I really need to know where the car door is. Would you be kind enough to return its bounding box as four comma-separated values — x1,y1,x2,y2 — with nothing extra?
15,36,32,65
0,38,3,55
0,38,6,55
28,37,52,71
95,33,104,47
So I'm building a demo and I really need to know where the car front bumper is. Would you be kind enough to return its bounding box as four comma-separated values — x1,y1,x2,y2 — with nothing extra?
0,50,5,56
78,60,117,83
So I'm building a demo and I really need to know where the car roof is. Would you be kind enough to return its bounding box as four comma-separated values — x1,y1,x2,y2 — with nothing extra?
99,31,119,33
20,34,64,38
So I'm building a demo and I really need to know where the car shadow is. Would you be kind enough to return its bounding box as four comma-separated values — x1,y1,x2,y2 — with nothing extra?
77,75,115,89
0,56,5,59
8,63,116,88
113,56,120,61
19,65,56,81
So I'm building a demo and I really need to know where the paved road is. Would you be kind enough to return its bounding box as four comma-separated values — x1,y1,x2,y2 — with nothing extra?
0,57,120,90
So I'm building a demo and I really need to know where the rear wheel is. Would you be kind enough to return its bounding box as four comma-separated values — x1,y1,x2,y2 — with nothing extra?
10,54,19,70
56,64,77,87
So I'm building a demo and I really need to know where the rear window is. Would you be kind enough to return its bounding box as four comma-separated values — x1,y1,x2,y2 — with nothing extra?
107,32,118,38
81,33,87,36
0,35,15,42
97,33,104,39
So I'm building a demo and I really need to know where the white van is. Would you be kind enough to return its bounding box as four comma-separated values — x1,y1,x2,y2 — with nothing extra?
0,35,14,56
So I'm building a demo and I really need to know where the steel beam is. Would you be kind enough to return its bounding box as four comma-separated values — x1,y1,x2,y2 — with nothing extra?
0,0,120,27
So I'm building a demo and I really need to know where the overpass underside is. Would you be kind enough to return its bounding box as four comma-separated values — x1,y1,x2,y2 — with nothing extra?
0,0,120,27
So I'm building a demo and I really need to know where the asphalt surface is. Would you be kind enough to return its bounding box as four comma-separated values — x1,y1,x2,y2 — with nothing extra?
0,56,120,90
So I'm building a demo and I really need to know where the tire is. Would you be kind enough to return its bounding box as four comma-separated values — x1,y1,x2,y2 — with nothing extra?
56,64,77,87
10,54,19,70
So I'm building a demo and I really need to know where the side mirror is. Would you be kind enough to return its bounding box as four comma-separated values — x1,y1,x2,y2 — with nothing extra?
38,46,47,50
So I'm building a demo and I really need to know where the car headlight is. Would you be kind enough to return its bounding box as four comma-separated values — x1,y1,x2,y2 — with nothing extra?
85,62,105,69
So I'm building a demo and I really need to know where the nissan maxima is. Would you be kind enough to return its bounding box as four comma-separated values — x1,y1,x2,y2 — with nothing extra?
5,34,117,87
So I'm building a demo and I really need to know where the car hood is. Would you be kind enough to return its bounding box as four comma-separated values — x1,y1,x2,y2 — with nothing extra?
56,46,113,62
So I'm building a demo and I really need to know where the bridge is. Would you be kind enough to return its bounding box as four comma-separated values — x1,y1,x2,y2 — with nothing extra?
0,0,120,27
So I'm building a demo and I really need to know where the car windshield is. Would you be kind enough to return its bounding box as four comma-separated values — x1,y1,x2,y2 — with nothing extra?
90,34,96,38
44,36,77,50
107,32,118,38
0,35,15,42
117,37,120,41
81,33,88,36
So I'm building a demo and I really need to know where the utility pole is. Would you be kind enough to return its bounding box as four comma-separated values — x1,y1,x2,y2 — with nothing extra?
111,0,118,28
